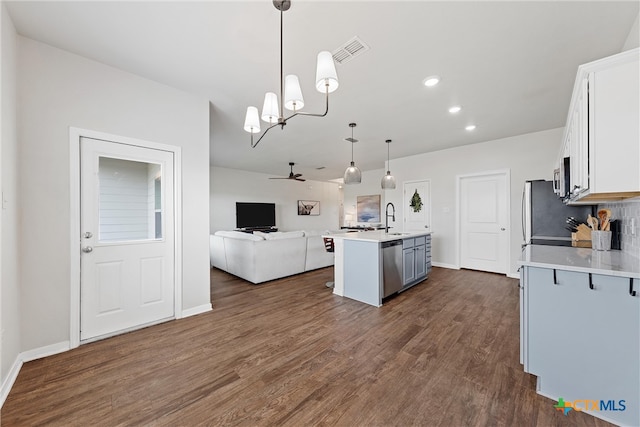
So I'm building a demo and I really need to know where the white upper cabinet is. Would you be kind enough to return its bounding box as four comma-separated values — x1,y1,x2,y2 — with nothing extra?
561,48,640,204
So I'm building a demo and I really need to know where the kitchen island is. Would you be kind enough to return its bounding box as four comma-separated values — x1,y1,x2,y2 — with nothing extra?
518,245,639,426
325,230,432,307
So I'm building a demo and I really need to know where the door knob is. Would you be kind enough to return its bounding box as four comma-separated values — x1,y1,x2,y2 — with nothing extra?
82,246,93,253
84,232,93,239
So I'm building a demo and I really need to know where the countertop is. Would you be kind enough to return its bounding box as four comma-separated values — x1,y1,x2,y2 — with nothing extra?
326,230,431,243
519,245,640,278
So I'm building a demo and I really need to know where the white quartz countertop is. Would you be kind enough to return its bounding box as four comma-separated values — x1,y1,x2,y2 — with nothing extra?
325,230,431,243
519,245,640,278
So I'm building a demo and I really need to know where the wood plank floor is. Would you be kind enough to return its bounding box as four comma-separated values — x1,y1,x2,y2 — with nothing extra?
2,267,613,426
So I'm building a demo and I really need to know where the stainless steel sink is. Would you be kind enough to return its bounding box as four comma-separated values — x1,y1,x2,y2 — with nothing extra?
387,232,408,236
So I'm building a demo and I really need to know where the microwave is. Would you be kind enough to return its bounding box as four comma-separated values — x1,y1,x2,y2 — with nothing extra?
553,157,571,200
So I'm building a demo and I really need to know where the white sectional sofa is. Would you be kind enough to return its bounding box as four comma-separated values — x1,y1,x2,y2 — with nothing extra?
209,230,336,284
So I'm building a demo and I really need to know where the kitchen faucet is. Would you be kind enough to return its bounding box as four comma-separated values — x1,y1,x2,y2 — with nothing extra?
385,202,395,233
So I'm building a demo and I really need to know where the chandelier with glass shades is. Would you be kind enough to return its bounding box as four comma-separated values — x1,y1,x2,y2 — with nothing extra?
243,0,340,148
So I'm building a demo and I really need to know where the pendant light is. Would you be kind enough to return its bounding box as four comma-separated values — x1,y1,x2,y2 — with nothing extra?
343,123,361,185
381,139,396,189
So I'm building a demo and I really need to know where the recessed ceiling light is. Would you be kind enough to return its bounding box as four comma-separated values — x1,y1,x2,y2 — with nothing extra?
449,105,462,114
465,124,476,131
423,76,440,87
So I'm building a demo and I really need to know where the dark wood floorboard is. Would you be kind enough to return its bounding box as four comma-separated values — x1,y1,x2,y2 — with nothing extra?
2,267,613,426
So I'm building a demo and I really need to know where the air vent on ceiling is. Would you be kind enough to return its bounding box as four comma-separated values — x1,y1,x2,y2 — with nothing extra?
332,36,369,65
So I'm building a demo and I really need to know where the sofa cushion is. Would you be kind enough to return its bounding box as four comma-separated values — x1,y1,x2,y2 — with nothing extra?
259,230,305,240
214,230,265,241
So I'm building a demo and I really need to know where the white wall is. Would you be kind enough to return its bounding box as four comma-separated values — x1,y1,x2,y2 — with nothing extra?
344,128,562,276
342,168,387,227
210,166,341,233
17,36,211,351
1,3,20,398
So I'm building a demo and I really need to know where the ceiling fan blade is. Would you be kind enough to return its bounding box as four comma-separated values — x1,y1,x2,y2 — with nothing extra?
269,177,289,180
295,177,306,182
293,173,303,178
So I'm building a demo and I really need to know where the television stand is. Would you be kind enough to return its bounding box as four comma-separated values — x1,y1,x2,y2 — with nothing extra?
236,227,278,234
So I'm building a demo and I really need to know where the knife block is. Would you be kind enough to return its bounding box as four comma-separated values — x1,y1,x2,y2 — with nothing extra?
571,224,592,242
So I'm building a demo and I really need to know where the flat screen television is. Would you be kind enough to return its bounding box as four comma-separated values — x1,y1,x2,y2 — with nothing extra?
236,202,276,229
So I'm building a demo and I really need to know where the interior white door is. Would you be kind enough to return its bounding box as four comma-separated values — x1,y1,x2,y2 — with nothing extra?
403,180,431,233
459,172,508,274
80,137,175,341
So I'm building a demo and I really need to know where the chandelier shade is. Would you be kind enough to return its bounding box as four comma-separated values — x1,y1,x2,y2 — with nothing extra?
261,92,280,123
244,106,261,133
284,75,304,111
244,0,339,148
315,51,339,93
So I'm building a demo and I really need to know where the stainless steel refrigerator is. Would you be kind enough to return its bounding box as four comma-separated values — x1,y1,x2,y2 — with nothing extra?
522,180,594,246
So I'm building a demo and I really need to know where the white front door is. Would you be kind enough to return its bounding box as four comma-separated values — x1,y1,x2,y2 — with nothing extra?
459,171,509,274
403,180,431,233
80,137,175,341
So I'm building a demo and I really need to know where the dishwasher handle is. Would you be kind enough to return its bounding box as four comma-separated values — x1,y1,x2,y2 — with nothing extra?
382,240,403,248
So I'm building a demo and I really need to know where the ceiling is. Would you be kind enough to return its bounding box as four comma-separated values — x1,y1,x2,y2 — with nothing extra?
6,1,638,181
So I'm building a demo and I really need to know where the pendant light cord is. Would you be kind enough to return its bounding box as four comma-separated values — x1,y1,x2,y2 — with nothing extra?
351,127,355,162
279,5,284,120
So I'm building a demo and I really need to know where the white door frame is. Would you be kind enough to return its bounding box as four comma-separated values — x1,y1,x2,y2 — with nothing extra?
455,169,511,273
69,127,183,349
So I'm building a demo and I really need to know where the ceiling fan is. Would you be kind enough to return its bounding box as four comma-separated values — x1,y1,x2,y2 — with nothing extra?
269,162,306,182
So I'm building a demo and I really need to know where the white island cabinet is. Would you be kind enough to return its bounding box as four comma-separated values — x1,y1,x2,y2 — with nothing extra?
326,231,431,307
519,245,640,426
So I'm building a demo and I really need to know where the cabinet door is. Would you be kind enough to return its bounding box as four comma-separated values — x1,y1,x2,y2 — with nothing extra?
414,244,426,279
527,267,585,376
569,78,589,198
403,247,415,285
590,60,640,193
571,274,639,427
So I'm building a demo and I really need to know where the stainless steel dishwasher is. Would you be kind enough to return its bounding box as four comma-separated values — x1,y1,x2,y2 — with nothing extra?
382,239,403,297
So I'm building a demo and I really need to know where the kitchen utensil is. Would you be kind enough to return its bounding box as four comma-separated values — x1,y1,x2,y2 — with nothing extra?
587,214,598,230
597,209,611,232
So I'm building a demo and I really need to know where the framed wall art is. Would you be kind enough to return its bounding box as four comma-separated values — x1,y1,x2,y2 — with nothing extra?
356,194,381,223
298,200,320,216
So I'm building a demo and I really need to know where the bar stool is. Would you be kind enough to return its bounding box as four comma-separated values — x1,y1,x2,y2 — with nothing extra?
323,237,335,288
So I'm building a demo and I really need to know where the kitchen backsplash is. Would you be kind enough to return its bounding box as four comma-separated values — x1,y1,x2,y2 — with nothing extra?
599,200,640,258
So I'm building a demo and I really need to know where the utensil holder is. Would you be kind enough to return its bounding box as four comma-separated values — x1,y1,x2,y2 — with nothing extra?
591,231,612,251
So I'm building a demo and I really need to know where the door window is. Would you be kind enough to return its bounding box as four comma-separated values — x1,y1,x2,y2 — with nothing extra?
98,157,163,242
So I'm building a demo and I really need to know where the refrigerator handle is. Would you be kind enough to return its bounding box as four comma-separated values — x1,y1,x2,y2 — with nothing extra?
521,185,526,242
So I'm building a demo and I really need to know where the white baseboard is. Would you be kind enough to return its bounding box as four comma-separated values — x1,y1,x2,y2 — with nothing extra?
1,341,70,409
0,356,23,408
21,341,70,363
180,303,212,318
432,262,459,270
507,272,520,279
